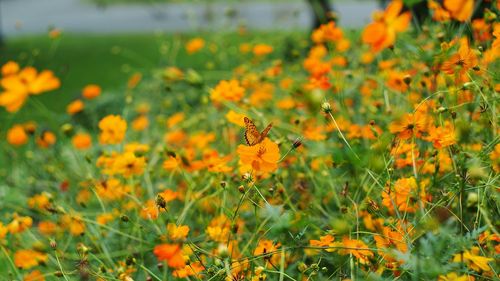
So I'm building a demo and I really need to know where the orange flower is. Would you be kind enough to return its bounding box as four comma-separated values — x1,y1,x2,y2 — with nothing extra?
66,99,84,115
441,38,478,82
210,79,245,104
0,223,8,241
60,214,85,236
444,0,473,22
310,234,335,248
374,226,409,261
72,133,92,150
311,21,343,44
172,261,204,278
425,124,456,149
163,156,180,171
490,143,500,173
24,270,45,281
167,112,185,128
226,110,246,127
185,38,205,54
14,249,48,269
7,214,33,234
127,72,142,89
98,115,127,144
2,61,20,76
38,221,58,235
338,237,373,264
153,244,185,268
254,239,281,266
167,223,190,240
428,0,451,22
362,0,411,52
82,84,101,99
388,111,429,139
386,71,409,92
237,138,280,174
7,125,28,146
36,131,56,148
132,115,149,131
253,44,273,56
0,66,60,112
382,177,425,213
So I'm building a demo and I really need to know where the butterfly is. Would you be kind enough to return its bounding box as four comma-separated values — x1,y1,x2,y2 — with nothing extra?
244,117,272,146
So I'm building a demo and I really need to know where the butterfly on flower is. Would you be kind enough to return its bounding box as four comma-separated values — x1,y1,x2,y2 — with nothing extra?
244,117,272,146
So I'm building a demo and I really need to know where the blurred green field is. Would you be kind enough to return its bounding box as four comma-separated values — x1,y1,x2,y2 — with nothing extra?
0,32,304,122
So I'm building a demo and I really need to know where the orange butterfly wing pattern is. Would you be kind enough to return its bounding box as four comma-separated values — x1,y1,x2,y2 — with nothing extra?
244,117,272,146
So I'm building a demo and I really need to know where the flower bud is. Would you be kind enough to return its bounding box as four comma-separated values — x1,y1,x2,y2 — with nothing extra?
321,102,332,114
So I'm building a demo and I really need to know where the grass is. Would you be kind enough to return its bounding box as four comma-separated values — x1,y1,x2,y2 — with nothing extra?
0,31,305,123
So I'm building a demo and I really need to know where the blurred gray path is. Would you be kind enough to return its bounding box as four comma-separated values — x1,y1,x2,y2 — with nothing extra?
0,0,378,36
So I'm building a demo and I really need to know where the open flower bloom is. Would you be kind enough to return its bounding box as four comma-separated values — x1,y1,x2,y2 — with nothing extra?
14,249,48,269
337,237,374,264
441,38,478,83
453,247,493,272
153,243,185,268
167,223,190,240
210,79,245,104
237,138,280,174
98,115,127,144
443,0,474,22
362,0,411,52
382,177,427,213
0,65,60,112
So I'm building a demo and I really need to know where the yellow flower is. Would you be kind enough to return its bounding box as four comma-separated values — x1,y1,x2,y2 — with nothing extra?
113,152,146,177
98,115,127,144
7,214,33,234
438,272,475,281
0,66,60,112
453,247,493,272
60,214,85,236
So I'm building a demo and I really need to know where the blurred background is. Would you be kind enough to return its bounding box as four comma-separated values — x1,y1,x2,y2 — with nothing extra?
0,0,386,122
0,0,381,37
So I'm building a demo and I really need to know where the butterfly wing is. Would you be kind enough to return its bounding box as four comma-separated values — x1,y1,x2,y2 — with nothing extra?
259,123,273,142
244,117,262,146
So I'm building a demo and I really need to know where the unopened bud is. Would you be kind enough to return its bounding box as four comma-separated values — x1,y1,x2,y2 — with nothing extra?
321,102,332,114
293,138,303,148
50,239,57,249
